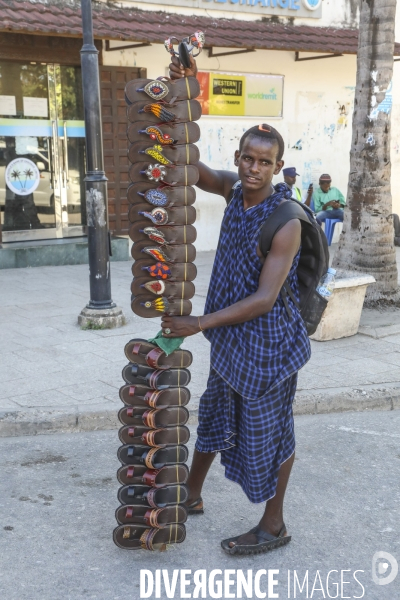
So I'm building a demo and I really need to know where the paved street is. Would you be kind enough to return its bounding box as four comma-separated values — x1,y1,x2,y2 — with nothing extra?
1,250,400,435
0,410,399,599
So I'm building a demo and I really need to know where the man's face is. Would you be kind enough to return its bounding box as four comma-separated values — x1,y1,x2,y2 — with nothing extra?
320,181,331,193
235,136,283,193
284,175,296,187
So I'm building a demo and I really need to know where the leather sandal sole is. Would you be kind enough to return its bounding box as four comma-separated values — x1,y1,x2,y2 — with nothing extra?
127,99,201,124
124,339,193,368
119,384,191,408
125,76,200,104
117,483,189,507
129,163,199,187
129,221,197,245
129,203,197,226
118,405,189,428
127,121,200,145
131,241,196,262
130,295,192,319
132,259,197,282
118,424,190,446
113,522,186,550
117,463,189,486
122,364,191,387
128,142,200,165
115,503,188,526
117,444,189,467
127,182,196,207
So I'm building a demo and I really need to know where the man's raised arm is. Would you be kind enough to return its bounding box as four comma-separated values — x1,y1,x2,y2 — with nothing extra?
169,55,238,201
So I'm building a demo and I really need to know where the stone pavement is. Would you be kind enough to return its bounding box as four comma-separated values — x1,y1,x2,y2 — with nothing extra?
1,250,400,436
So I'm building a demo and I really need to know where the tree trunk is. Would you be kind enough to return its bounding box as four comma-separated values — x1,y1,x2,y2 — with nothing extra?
333,0,398,300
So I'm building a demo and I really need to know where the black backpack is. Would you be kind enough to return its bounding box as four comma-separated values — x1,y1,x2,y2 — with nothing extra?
259,199,330,336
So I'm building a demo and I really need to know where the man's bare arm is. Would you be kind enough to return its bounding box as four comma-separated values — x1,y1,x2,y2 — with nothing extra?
162,219,302,336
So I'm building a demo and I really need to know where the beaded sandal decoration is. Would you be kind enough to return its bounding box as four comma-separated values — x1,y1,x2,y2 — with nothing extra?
138,208,169,225
139,126,176,145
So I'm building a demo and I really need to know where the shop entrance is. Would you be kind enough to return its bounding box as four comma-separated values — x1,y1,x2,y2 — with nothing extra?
0,61,86,242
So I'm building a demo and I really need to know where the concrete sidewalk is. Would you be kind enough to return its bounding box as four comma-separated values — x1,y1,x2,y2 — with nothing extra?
1,250,400,436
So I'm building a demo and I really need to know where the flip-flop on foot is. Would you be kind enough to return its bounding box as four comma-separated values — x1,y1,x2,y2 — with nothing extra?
221,525,291,556
186,497,204,515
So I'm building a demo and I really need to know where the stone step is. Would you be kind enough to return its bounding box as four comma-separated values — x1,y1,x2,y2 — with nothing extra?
0,236,129,269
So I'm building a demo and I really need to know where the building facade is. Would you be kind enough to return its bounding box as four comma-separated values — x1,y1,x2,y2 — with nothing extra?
0,0,399,258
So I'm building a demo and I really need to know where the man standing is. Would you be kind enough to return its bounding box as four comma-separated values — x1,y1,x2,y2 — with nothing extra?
282,167,302,201
313,174,346,223
162,56,310,556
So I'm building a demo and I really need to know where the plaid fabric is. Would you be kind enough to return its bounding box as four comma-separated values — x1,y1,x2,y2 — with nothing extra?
196,368,297,503
196,182,311,502
203,182,310,399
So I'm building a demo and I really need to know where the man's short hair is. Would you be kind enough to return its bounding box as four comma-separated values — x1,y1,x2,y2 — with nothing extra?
239,124,285,161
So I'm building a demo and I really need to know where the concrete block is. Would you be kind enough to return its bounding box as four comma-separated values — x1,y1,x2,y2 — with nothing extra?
311,272,376,342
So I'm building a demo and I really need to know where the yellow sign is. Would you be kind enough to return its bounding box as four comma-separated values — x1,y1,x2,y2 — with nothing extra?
198,71,284,117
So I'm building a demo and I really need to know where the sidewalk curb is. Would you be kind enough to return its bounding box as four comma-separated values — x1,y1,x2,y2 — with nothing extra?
0,390,399,437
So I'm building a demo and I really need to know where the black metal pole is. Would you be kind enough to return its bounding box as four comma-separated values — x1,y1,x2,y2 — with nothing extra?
80,0,115,310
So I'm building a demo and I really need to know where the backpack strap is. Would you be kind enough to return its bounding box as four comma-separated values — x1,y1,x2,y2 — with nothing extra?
259,199,311,257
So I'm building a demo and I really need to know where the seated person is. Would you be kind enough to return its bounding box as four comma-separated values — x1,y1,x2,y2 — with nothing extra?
313,174,346,223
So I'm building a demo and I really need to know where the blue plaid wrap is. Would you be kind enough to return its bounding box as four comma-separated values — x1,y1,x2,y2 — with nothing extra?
195,182,311,503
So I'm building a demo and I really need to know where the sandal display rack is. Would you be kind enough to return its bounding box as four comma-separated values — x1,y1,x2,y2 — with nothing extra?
113,66,202,551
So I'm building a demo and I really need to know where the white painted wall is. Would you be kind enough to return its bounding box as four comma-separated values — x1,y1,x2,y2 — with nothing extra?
103,10,400,250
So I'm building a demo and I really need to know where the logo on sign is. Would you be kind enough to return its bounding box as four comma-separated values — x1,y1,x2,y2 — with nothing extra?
302,0,322,10
213,78,243,96
5,158,40,196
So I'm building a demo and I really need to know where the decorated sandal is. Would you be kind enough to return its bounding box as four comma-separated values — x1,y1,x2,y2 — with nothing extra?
132,259,197,282
117,483,188,507
118,444,188,468
129,162,199,187
127,99,201,124
118,424,190,447
130,295,192,318
127,121,200,145
117,463,189,486
124,339,193,368
128,142,200,166
131,240,196,262
122,364,191,387
129,221,197,245
129,204,196,226
119,385,191,408
186,497,204,515
118,405,189,428
113,522,186,550
115,503,188,526
131,278,195,300
221,525,291,556
127,182,196,207
125,77,200,104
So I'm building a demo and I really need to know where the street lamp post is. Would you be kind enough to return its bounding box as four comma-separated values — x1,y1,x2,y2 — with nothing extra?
78,0,124,328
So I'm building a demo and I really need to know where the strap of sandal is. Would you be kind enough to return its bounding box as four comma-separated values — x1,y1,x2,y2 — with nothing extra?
146,488,159,508
144,390,163,408
132,343,147,357
144,447,159,469
144,508,164,527
142,409,160,428
146,347,171,370
126,466,135,479
147,370,163,389
142,467,162,487
141,429,167,448
140,528,156,550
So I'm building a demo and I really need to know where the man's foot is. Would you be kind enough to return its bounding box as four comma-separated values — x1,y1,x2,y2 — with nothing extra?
185,497,204,515
221,524,290,555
